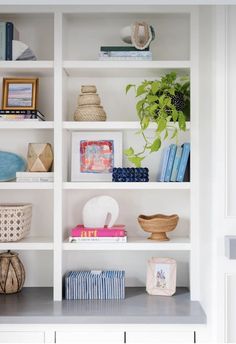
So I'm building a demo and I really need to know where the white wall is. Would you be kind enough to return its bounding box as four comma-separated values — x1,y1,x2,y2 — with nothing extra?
212,5,236,343
198,5,214,340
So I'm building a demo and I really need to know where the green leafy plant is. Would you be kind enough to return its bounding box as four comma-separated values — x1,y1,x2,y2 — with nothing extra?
124,72,190,167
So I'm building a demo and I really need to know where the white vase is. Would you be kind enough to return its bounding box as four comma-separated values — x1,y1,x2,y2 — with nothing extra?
82,196,119,228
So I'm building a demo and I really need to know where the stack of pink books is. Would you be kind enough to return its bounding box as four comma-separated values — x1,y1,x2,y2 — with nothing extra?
69,224,127,243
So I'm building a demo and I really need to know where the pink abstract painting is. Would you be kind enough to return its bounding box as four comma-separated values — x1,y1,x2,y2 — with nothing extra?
80,140,114,173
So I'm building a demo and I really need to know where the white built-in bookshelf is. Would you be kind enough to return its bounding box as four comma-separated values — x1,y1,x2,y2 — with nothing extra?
0,5,199,304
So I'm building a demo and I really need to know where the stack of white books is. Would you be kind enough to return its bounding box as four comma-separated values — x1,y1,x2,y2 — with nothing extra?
16,172,54,182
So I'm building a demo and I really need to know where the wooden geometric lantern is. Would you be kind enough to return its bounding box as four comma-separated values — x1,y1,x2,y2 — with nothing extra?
0,250,25,294
27,143,53,172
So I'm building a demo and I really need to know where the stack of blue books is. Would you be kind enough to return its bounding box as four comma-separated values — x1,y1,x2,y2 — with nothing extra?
65,270,125,300
159,143,190,182
99,46,152,61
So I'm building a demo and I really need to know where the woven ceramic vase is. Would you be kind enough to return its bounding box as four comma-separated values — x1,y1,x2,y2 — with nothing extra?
0,251,25,294
74,85,107,121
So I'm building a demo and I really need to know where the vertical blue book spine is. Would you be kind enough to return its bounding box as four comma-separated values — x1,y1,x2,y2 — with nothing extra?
176,143,190,182
159,146,171,182
164,144,177,182
6,22,13,60
170,146,183,182
0,22,6,60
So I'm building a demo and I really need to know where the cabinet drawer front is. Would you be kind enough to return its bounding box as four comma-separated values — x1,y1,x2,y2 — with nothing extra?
127,331,194,343
56,331,124,343
0,331,45,343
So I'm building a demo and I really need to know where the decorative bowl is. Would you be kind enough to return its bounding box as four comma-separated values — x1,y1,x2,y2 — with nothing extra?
0,151,26,182
138,214,179,241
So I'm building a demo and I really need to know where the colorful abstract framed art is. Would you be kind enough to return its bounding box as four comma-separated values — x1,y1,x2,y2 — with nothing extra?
71,132,123,181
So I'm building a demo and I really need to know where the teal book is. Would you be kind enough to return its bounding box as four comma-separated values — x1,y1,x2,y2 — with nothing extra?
0,22,6,60
170,146,183,182
164,144,177,182
176,143,190,182
100,46,149,52
159,146,171,182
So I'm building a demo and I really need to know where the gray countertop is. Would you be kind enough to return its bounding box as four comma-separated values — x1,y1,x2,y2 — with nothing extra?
0,287,206,324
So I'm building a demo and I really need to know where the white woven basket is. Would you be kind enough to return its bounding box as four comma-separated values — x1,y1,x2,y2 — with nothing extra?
0,204,32,242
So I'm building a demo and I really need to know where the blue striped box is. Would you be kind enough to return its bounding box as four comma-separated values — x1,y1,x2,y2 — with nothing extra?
65,270,125,300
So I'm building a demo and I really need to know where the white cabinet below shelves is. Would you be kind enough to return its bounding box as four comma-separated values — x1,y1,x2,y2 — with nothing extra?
56,331,124,343
126,331,194,343
55,330,194,344
0,331,45,343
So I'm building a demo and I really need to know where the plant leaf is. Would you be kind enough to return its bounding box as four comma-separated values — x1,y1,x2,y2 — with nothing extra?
163,97,172,107
126,84,135,94
164,130,168,140
171,128,178,139
128,156,145,167
147,95,158,103
124,147,134,156
158,94,166,107
151,81,159,94
136,84,147,97
150,103,158,113
136,99,145,113
178,112,186,130
150,138,161,152
157,117,167,133
141,116,150,130
172,108,178,122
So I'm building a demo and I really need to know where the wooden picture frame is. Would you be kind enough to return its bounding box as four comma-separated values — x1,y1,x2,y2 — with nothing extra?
2,78,38,110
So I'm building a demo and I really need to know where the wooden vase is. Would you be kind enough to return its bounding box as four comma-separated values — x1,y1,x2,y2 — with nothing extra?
0,251,25,294
27,143,53,172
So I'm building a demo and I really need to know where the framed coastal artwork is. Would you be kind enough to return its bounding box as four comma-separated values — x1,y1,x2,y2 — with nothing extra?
71,132,123,181
2,78,38,110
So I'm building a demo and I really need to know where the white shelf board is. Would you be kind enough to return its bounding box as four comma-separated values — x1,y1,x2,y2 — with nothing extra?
63,121,190,131
0,121,54,130
0,237,53,251
0,61,54,77
63,60,191,77
63,182,191,190
63,237,191,251
0,182,54,190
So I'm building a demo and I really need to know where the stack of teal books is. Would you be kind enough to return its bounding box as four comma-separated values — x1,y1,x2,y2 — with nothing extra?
159,143,190,182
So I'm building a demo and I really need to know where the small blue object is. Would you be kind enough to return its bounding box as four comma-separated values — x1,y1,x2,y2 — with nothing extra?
164,144,177,182
176,143,190,182
112,167,149,182
159,146,171,182
171,146,183,182
0,151,26,182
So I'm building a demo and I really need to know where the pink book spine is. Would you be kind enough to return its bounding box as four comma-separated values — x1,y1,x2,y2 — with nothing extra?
71,225,126,237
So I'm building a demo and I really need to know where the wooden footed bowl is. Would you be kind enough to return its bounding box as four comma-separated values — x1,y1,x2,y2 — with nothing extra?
138,214,179,241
